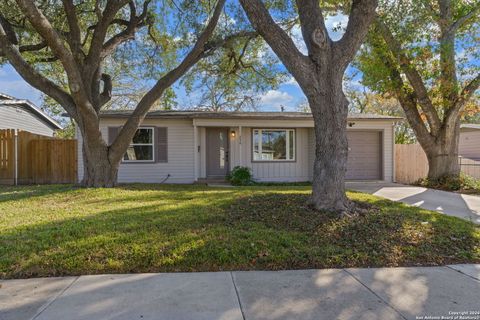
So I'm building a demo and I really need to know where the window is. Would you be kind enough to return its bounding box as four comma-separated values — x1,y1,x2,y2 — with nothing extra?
253,129,295,161
123,128,154,162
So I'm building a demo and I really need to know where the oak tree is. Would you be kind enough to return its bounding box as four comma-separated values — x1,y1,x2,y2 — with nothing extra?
0,0,231,186
356,0,480,180
239,0,378,213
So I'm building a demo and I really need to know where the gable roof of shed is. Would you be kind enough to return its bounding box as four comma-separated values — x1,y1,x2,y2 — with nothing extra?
0,93,62,130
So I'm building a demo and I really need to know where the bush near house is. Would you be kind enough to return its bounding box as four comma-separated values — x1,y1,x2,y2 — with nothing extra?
227,166,253,185
0,184,479,279
417,173,480,194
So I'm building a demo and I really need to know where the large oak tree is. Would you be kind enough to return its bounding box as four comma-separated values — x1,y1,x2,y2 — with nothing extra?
239,0,378,213
356,0,480,180
0,0,236,187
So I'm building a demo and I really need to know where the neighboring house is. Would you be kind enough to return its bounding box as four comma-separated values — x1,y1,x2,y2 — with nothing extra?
0,93,62,136
460,124,480,161
76,111,400,183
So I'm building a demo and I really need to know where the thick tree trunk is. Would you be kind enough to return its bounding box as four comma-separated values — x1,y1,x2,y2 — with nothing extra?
307,73,351,213
427,151,460,180
80,126,120,188
425,123,461,180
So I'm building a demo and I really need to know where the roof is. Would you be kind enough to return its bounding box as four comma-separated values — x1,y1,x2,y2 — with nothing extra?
461,124,480,130
0,94,62,130
98,110,402,121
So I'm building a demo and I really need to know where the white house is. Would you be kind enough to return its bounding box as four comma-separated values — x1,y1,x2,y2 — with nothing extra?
76,111,400,183
0,93,62,136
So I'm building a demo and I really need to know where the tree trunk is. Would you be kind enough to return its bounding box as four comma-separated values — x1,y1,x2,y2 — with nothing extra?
425,123,461,180
308,72,351,213
427,151,460,180
80,126,120,188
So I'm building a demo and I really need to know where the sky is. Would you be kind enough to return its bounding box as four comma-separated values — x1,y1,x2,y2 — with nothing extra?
0,13,350,112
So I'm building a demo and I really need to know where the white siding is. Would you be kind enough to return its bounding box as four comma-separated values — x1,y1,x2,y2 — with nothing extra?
77,119,195,183
0,105,55,136
307,121,395,182
459,130,480,160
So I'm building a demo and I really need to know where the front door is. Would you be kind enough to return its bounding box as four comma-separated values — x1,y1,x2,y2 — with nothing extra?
206,128,229,178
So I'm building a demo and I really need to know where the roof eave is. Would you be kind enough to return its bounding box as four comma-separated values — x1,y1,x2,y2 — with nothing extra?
1,100,63,130
98,113,402,121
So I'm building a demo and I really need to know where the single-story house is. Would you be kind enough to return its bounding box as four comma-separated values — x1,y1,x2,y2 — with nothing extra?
76,111,400,183
0,93,62,136
460,124,480,161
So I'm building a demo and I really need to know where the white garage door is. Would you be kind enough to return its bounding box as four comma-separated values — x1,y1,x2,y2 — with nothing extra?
346,131,382,180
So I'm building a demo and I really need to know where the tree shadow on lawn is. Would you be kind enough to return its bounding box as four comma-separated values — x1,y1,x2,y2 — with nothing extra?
1,191,479,279
0,184,79,203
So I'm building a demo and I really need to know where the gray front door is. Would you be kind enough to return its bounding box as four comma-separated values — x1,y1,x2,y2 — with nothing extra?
206,128,229,178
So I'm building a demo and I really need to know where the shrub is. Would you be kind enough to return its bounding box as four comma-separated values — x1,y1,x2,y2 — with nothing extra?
227,166,253,186
417,173,480,191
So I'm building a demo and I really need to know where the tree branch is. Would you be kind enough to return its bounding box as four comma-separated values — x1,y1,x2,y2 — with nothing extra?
14,0,89,100
446,3,480,36
239,0,312,86
295,0,330,57
110,0,227,162
438,0,458,108
380,48,435,151
0,25,77,119
376,19,442,134
0,13,18,44
334,0,378,70
99,73,113,107
452,73,480,112
201,30,258,58
19,41,48,52
84,0,130,80
101,0,151,59
62,0,82,55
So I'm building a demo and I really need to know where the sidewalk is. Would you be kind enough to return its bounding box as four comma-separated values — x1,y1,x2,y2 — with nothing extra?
1,265,479,320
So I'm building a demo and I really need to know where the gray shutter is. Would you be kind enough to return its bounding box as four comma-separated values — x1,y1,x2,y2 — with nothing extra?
156,127,168,162
108,127,120,145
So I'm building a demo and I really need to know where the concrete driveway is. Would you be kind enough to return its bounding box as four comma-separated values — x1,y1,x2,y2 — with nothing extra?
347,182,480,223
1,266,479,320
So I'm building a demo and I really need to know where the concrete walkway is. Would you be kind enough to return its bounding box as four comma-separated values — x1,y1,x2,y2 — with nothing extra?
348,182,480,224
1,265,479,320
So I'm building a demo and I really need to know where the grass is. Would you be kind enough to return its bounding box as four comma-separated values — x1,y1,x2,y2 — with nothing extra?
0,184,479,279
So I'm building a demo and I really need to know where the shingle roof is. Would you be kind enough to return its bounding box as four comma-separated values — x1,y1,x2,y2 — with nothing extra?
0,93,62,130
98,109,402,120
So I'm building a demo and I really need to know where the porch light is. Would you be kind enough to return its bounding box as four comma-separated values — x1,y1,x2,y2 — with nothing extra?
231,131,236,138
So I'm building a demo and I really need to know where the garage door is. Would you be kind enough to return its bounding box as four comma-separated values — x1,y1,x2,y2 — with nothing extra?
346,131,382,180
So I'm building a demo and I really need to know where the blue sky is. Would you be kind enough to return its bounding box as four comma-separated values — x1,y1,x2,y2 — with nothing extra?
0,14,349,111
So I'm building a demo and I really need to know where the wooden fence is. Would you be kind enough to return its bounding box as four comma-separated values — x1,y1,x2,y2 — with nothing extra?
0,129,77,185
395,143,480,184
0,129,15,185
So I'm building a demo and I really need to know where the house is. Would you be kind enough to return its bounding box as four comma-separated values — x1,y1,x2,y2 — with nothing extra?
0,93,62,136
76,111,400,183
460,124,480,161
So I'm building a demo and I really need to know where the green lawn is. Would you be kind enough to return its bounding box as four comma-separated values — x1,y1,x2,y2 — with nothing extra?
0,184,479,279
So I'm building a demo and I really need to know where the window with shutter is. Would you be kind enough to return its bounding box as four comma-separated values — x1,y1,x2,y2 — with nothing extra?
156,127,168,163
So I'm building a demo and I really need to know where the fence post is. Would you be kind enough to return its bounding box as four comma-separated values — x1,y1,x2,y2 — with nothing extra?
14,129,18,186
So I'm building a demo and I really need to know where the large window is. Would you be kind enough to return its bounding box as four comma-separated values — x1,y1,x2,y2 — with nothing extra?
124,128,154,162
253,129,295,161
